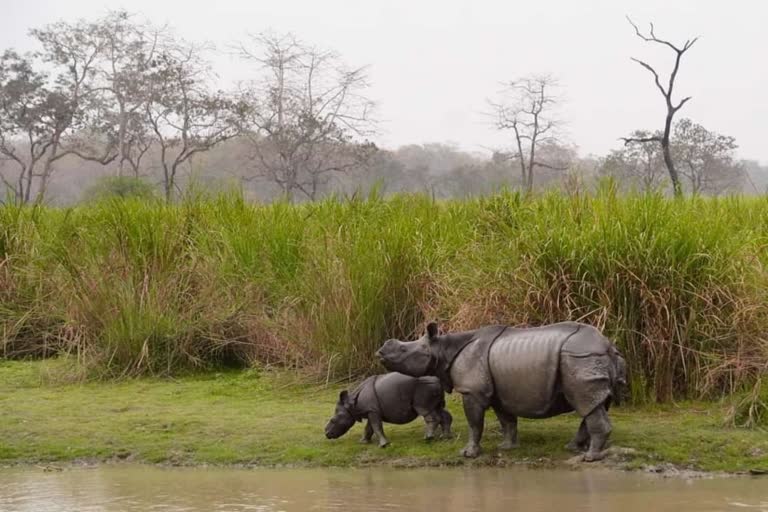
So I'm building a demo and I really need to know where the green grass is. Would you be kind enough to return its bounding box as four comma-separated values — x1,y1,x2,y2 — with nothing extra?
1,360,766,472
2,188,768,407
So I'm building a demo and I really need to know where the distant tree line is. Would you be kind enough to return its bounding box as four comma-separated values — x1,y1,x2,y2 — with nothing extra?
602,118,746,194
0,11,376,204
0,12,761,204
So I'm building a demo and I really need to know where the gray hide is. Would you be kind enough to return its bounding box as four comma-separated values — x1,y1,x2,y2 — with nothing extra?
376,321,627,461
457,322,612,417
324,372,453,448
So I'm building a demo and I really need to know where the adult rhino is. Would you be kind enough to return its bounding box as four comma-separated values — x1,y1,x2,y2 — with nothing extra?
376,321,627,461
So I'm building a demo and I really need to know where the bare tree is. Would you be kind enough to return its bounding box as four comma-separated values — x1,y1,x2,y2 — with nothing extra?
145,39,242,201
488,75,568,192
30,17,130,202
622,18,698,197
237,33,377,201
602,129,667,192
0,15,138,204
742,160,768,194
91,11,161,178
672,118,743,195
0,50,62,203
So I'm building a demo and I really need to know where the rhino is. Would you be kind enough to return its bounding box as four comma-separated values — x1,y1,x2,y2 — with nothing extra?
375,321,627,461
324,372,453,447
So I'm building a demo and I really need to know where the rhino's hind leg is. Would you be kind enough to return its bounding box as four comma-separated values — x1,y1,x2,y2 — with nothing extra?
440,410,454,439
368,413,390,448
415,401,442,441
492,405,519,450
565,419,589,452
422,412,440,441
582,404,612,462
460,394,487,458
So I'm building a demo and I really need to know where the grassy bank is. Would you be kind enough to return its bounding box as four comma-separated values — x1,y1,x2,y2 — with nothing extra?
0,360,766,473
2,188,768,406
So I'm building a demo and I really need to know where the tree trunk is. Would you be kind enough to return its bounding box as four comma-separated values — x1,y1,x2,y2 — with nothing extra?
526,163,534,192
513,127,527,189
526,143,536,193
661,143,681,196
163,165,173,202
661,114,682,197
160,143,173,202
24,166,33,204
34,146,60,205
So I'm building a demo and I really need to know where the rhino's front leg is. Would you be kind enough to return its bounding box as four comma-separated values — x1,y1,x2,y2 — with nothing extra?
360,421,374,444
565,418,589,452
460,394,487,458
368,413,390,448
492,405,519,450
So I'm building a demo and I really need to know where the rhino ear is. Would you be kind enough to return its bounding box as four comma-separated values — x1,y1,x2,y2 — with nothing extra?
426,322,439,339
339,390,349,403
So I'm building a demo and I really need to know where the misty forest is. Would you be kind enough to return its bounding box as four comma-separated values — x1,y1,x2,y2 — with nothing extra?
1,11,766,204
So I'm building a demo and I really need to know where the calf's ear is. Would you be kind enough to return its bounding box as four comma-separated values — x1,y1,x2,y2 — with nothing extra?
339,390,349,403
426,322,439,339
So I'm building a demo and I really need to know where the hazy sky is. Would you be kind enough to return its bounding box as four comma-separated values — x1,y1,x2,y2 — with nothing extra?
3,0,767,162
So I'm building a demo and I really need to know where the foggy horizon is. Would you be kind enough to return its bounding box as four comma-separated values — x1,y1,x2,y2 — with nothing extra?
3,0,767,164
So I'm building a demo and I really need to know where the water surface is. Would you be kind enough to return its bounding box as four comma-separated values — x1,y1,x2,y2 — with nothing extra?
1,466,766,511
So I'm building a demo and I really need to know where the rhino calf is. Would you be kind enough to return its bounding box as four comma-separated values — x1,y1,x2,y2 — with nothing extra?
324,372,453,448
376,321,627,462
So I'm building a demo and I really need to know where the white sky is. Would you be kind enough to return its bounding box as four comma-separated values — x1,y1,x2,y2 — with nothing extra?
3,0,767,163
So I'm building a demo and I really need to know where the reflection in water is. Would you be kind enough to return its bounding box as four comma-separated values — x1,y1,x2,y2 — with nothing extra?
0,466,766,512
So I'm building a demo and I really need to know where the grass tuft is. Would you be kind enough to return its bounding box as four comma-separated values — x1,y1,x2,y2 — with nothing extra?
2,189,768,404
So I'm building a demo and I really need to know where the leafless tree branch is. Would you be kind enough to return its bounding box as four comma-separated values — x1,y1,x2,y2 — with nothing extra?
235,32,377,200
626,16,698,196
621,135,662,145
486,74,570,191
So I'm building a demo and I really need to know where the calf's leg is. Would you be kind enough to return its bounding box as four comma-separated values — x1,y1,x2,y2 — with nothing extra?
421,412,440,441
367,413,389,448
440,410,453,438
360,421,374,444
414,402,441,441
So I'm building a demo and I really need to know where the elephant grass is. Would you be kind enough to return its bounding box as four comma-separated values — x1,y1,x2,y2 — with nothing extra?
2,188,768,409
0,359,767,473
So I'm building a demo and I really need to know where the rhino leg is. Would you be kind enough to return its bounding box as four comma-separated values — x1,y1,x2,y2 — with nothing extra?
440,410,454,439
359,421,374,444
582,404,612,462
421,412,440,441
414,401,441,441
368,413,390,448
565,419,589,452
492,405,519,450
460,394,487,458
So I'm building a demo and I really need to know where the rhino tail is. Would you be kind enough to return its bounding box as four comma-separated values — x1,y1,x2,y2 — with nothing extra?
608,345,628,406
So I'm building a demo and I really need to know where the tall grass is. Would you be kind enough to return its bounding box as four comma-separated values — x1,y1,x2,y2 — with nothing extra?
2,187,767,404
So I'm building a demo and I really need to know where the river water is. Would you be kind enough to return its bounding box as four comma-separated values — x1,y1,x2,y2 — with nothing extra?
0,466,766,512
